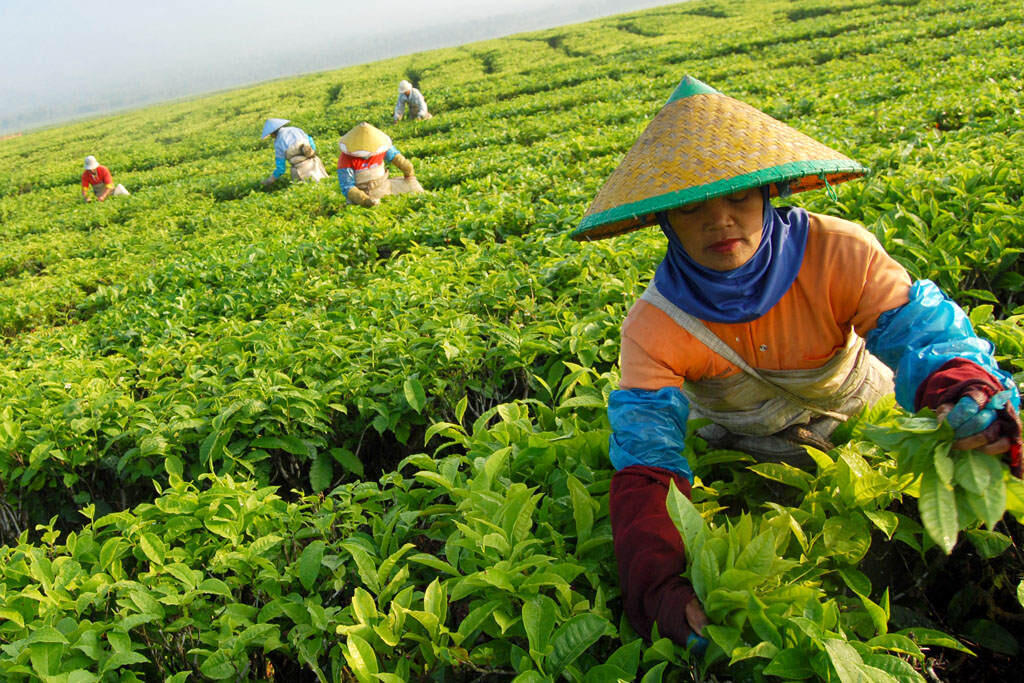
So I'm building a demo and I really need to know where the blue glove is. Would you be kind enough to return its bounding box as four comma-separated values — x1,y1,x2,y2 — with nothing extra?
686,632,709,656
946,390,1013,439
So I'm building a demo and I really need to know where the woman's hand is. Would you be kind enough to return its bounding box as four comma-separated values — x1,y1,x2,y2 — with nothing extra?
684,597,710,655
918,358,1022,476
685,597,708,636
937,389,1020,456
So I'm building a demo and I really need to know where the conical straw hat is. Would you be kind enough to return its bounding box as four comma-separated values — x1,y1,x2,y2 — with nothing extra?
338,122,393,158
572,76,868,241
262,118,290,139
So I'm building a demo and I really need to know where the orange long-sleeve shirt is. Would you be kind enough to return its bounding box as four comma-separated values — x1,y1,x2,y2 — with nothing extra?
619,212,912,390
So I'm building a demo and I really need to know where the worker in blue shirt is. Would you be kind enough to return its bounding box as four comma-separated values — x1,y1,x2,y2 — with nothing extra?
261,118,329,185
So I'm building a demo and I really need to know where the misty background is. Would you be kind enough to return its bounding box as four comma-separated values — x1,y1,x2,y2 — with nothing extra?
1,0,680,135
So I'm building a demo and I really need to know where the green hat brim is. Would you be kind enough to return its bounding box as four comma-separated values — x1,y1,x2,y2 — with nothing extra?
572,160,867,241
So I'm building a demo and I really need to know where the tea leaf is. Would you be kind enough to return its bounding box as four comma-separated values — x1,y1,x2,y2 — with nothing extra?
861,654,923,683
403,378,426,413
344,633,379,681
665,482,705,552
954,452,998,495
866,633,924,661
309,451,333,492
898,627,974,654
824,638,868,683
763,647,814,679
523,594,557,666
918,466,959,553
823,515,871,564
298,541,325,591
547,613,611,674
864,510,899,540
566,474,594,545
139,533,166,566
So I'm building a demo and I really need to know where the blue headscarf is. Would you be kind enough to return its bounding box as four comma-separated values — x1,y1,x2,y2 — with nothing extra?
653,188,809,323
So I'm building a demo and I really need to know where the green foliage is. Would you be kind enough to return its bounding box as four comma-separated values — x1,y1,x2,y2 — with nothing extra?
1,0,1023,679
0,382,696,680
861,413,1012,552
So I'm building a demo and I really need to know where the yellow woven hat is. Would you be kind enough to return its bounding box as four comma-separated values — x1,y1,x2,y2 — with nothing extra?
572,76,868,241
338,122,393,158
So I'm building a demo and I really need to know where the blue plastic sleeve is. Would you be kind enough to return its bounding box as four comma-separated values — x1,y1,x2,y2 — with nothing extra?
272,157,286,178
865,280,1020,411
608,387,693,481
337,168,356,200
308,135,316,152
385,146,399,163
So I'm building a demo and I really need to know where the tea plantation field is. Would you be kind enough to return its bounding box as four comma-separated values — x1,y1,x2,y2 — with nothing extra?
1,0,1023,680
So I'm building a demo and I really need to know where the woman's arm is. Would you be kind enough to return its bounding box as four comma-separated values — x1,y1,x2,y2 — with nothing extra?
866,280,1017,409
866,279,1021,468
607,382,707,647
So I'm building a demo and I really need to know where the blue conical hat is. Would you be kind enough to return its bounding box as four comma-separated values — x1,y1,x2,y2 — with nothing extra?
261,118,290,139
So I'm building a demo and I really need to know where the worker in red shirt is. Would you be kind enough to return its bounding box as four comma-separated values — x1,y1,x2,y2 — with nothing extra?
80,156,130,202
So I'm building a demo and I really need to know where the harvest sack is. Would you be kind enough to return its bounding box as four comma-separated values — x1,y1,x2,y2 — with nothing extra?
388,177,425,194
90,183,130,197
285,142,329,182
354,164,425,199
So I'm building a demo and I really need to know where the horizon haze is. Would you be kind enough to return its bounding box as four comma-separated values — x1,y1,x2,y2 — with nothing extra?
1,0,680,135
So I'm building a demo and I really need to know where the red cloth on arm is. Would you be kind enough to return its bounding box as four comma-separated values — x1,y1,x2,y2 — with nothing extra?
81,166,113,188
916,358,1022,477
609,465,697,645
915,357,1005,410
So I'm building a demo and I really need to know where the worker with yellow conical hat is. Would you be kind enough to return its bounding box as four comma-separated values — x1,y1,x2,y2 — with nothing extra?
336,122,424,207
575,76,1021,652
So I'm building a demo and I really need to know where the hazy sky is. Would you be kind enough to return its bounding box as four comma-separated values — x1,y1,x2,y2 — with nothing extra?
1,0,679,134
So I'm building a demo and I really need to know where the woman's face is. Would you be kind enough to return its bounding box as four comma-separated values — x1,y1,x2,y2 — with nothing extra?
665,189,764,271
